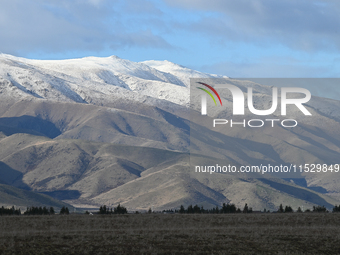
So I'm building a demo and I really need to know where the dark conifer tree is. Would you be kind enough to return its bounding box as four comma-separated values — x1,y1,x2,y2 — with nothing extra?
278,204,284,213
187,205,194,214
179,205,185,214
243,203,249,213
60,206,70,215
333,205,340,212
284,206,293,213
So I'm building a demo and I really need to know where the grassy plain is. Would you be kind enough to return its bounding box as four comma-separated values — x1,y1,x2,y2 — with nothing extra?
0,213,340,254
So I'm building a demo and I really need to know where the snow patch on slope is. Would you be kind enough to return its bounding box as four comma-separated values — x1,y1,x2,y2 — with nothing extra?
1,53,339,122
142,60,227,87
0,54,194,106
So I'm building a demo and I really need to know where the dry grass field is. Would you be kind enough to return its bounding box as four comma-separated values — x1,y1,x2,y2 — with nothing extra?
0,213,340,254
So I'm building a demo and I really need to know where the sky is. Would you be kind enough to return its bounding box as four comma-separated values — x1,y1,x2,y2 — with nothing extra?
1,0,340,78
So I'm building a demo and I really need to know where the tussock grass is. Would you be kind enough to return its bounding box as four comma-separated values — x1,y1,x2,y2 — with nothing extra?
0,214,340,254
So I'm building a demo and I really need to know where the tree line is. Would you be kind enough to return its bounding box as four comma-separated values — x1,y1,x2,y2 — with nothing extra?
277,204,329,213
174,203,253,214
97,204,127,214
332,205,340,213
0,206,70,216
1,203,340,216
24,206,55,215
168,203,336,214
0,206,21,216
24,206,70,215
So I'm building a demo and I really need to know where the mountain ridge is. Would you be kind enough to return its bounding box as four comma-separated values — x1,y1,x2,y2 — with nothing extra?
0,53,339,211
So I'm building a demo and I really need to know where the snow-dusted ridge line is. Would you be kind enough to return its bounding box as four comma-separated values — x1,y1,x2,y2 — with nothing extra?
0,53,228,107
142,60,227,87
0,53,339,122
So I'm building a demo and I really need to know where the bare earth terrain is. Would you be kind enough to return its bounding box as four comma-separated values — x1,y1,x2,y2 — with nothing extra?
1,214,340,254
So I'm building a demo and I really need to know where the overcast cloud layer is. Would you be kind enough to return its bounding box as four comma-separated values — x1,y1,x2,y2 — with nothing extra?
0,0,171,55
166,0,340,51
0,0,339,78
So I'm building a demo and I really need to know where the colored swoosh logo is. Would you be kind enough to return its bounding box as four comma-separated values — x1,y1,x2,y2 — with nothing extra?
197,82,223,106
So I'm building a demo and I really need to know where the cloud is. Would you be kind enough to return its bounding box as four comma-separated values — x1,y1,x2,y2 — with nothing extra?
196,59,340,100
163,0,340,52
0,0,171,57
109,30,172,49
123,0,163,14
198,56,338,78
1,0,338,81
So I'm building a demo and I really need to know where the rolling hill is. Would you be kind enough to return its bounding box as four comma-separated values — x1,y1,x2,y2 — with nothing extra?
0,53,339,211
0,182,72,210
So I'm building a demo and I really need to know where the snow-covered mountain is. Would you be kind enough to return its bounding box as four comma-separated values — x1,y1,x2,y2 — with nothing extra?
2,53,338,122
0,54,225,107
0,54,339,211
142,60,224,87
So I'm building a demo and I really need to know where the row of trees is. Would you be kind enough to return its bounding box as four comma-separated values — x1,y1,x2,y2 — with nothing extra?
24,206,70,215
333,205,340,212
24,206,55,215
2,204,340,215
277,204,329,213
0,206,70,215
60,206,70,215
176,203,253,214
98,204,127,214
277,204,293,213
312,205,327,213
0,206,21,216
174,204,335,214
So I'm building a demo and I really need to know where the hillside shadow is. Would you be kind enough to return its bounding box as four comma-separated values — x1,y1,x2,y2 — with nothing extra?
0,161,31,190
0,162,78,203
307,186,329,193
40,190,81,200
284,178,328,194
0,116,61,138
157,108,190,133
190,123,285,166
259,178,334,208
7,78,43,99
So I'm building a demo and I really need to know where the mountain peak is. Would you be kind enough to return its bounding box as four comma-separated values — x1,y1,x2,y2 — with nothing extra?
108,55,121,60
